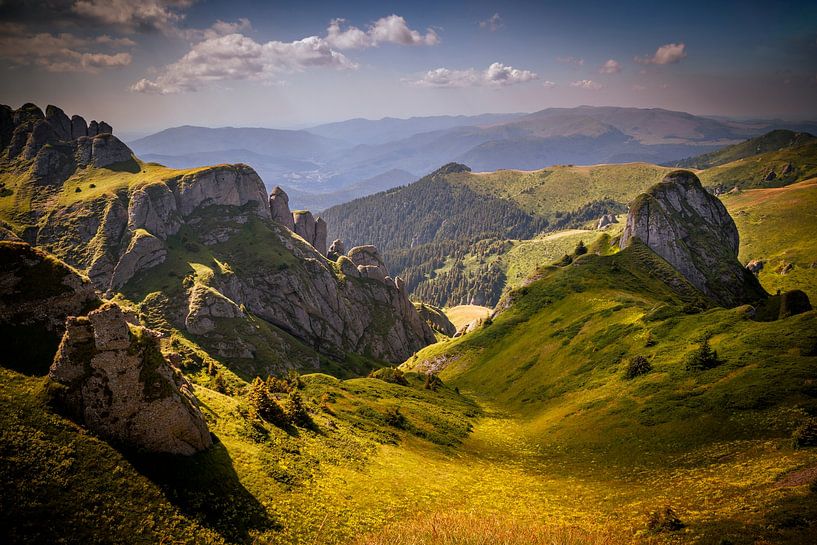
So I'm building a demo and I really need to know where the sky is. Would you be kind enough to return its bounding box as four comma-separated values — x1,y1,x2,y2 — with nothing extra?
1,0,816,135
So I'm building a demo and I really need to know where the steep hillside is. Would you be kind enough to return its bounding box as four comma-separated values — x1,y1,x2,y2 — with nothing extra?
324,162,668,307
673,130,816,169
404,240,817,543
723,178,817,300
0,103,436,377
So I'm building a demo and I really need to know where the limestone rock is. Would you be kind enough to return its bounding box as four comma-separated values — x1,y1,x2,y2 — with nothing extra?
185,284,245,335
110,230,167,290
782,162,794,175
49,303,212,455
414,303,456,337
293,210,317,245
348,245,389,281
71,115,87,139
45,105,72,140
337,255,359,277
173,164,270,218
764,170,777,182
98,121,113,135
128,183,182,239
87,133,133,167
620,170,767,307
88,120,99,137
314,217,328,255
597,214,618,229
269,186,295,230
327,238,346,261
23,119,57,160
746,259,764,275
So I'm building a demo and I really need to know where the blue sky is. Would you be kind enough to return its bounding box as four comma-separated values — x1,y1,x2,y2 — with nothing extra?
1,0,815,133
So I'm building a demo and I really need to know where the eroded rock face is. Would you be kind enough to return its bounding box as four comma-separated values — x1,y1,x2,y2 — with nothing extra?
49,303,212,455
327,239,346,261
620,170,767,307
269,186,295,230
597,214,618,229
414,303,456,337
292,210,328,255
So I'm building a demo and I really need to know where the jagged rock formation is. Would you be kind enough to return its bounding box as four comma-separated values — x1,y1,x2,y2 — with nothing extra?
49,302,212,455
292,210,328,255
0,241,99,372
620,170,767,307
269,186,295,230
2,103,439,367
414,303,456,337
1,103,130,185
596,214,618,229
327,238,345,261
347,245,390,281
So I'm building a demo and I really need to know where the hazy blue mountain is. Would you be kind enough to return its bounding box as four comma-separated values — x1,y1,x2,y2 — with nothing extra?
305,113,525,145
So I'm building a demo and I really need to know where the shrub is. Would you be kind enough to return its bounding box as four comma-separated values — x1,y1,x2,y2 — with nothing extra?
574,240,587,256
424,373,443,391
646,507,684,533
89,183,96,188
792,419,817,448
686,335,724,371
284,390,312,428
266,375,291,393
247,377,287,427
369,367,409,386
625,355,652,379
556,254,573,267
384,406,407,429
287,370,304,389
213,371,227,394
74,187,81,193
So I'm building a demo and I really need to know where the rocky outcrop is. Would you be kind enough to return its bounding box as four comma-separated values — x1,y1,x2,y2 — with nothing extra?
174,165,269,218
327,238,346,261
620,170,767,307
348,245,390,280
292,210,328,255
746,259,764,275
597,214,618,229
764,170,777,182
49,303,212,455
0,241,99,372
269,186,295,230
110,230,168,290
185,284,245,335
414,303,456,337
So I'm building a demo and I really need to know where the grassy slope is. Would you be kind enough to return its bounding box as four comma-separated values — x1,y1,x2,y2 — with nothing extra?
723,178,817,300
444,305,492,330
698,140,817,190
674,130,816,169
404,244,817,543
451,163,671,218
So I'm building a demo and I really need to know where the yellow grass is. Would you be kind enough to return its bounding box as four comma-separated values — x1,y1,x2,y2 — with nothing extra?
444,305,492,330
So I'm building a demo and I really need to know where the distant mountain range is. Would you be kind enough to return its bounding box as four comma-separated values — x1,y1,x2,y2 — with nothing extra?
128,107,817,210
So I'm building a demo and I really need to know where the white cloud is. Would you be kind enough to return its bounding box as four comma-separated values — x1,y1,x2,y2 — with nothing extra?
570,79,602,90
326,14,438,49
599,59,621,74
635,43,687,65
131,32,356,94
479,13,503,32
0,25,134,73
412,62,537,88
542,80,556,88
71,0,193,35
556,56,584,67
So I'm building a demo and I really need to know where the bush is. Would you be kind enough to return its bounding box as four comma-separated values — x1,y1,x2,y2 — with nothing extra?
792,419,817,448
574,240,587,256
247,377,288,427
213,371,228,394
686,335,724,371
369,367,409,386
556,254,573,267
646,506,684,533
625,355,652,379
74,187,81,193
266,375,291,393
384,406,407,429
284,390,313,428
424,373,443,391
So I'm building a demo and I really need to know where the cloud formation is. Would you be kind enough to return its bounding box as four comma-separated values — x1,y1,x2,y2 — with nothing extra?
0,23,133,73
326,15,438,49
131,33,356,94
635,43,687,65
570,79,602,90
412,62,537,88
71,0,193,35
599,59,621,74
479,13,503,32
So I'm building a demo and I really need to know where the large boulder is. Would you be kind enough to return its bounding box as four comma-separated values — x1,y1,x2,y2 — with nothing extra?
327,238,346,261
620,170,767,307
292,210,328,254
49,302,212,455
348,245,389,280
269,186,295,230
